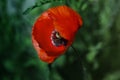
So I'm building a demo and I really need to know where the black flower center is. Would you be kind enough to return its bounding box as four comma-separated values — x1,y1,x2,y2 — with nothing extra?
51,30,68,47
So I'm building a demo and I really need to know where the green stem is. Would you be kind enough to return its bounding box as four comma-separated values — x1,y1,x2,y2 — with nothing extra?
71,45,88,80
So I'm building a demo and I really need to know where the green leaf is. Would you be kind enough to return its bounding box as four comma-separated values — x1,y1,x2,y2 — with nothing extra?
23,4,38,15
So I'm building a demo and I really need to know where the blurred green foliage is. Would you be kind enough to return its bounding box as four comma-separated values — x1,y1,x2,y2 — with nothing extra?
0,0,120,80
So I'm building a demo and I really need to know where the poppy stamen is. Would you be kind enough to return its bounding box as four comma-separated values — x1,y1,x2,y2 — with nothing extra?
51,30,68,47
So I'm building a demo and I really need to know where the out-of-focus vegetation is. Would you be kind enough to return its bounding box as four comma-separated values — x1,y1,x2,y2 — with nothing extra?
0,0,120,80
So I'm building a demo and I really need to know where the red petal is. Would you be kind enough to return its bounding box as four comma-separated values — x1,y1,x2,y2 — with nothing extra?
48,5,83,41
32,12,67,63
32,36,56,63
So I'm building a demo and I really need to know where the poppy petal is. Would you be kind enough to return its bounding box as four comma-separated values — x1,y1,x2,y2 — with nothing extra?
32,36,55,63
48,5,82,41
32,12,68,63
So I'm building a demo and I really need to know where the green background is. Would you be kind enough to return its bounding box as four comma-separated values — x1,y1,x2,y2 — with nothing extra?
0,0,120,80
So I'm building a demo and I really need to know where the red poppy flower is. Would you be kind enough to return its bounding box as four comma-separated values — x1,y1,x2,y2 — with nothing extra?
32,5,82,63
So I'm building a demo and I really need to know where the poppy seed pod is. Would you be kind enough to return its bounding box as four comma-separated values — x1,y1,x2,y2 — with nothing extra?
32,5,82,63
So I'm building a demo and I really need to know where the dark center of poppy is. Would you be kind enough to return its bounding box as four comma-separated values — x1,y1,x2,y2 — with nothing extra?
51,30,68,47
